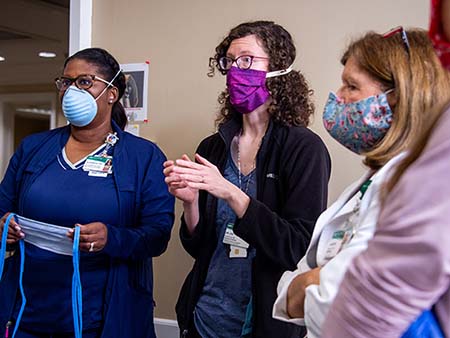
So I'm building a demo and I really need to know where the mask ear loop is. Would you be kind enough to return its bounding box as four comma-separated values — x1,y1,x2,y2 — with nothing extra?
266,64,294,78
95,69,123,101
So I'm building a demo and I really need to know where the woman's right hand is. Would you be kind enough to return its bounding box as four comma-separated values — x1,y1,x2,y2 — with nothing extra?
0,212,24,245
163,154,199,204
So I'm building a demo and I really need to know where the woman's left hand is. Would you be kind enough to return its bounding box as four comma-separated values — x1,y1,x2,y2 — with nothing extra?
287,267,321,318
172,153,237,200
67,222,108,253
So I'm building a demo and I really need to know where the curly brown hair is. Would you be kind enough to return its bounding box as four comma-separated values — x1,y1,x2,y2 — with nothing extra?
208,21,314,127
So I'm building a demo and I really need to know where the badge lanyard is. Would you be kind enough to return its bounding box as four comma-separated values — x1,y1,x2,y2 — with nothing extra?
323,179,372,262
82,132,119,177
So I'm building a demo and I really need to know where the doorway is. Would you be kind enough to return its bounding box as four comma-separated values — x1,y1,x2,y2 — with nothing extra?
0,93,56,177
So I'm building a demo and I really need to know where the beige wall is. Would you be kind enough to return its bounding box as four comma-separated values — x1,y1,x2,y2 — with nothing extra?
92,0,429,319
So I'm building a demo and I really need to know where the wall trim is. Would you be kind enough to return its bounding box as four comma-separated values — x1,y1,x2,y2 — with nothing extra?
69,0,92,55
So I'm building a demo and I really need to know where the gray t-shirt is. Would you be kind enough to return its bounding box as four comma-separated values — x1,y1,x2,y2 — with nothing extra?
194,154,256,338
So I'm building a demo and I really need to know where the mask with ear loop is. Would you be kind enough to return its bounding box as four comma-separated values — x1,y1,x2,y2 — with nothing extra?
62,69,122,127
322,89,394,154
226,65,293,114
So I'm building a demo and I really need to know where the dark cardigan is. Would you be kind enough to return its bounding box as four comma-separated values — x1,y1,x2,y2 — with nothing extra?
176,118,331,338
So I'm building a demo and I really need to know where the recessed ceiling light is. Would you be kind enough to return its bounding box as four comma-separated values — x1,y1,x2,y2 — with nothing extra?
39,51,56,58
16,108,52,115
0,56,5,62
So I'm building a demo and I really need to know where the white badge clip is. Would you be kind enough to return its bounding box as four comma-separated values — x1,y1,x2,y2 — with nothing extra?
229,245,248,258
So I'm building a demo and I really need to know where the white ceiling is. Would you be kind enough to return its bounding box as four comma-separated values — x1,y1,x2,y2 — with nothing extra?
0,0,69,86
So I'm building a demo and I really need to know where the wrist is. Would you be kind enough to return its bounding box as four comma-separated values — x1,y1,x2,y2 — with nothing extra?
182,195,198,210
227,184,250,219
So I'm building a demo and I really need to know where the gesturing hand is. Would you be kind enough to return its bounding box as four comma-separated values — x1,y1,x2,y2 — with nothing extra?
67,222,108,253
172,153,237,201
163,154,199,204
0,212,24,245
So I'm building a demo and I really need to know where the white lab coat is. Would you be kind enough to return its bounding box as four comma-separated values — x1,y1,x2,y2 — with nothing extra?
272,153,406,338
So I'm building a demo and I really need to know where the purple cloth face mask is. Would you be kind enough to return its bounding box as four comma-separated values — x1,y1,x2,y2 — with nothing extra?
226,66,292,114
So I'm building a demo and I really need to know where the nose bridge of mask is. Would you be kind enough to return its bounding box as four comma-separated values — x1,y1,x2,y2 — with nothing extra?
0,214,83,338
94,68,122,102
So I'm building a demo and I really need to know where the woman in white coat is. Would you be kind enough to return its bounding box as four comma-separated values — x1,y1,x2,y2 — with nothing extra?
272,28,450,338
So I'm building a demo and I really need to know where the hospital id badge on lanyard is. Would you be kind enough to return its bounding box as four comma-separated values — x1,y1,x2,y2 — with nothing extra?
323,229,352,261
223,223,249,258
323,179,372,262
82,132,118,177
83,155,113,177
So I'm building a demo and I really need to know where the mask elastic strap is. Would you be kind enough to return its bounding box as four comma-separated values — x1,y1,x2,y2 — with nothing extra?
266,64,294,78
385,88,395,95
95,69,123,101
72,226,83,338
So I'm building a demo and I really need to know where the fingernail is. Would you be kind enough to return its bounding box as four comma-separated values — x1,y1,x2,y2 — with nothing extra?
20,232,25,237
68,228,74,233
15,226,21,231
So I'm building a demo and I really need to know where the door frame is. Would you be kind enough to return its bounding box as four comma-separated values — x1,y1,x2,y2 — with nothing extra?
69,0,93,55
0,92,57,176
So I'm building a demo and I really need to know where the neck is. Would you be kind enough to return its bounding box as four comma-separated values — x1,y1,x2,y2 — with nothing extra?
241,101,270,138
70,120,113,145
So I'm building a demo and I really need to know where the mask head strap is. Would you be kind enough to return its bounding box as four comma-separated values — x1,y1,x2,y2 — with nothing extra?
95,69,123,101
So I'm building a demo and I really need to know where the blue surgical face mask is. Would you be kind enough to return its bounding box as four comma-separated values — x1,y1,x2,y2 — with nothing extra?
16,215,74,255
62,69,121,127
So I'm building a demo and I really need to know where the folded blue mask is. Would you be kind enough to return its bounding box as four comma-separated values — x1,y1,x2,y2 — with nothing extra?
0,214,82,338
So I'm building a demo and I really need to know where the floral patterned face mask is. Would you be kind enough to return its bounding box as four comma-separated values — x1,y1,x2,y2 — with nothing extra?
322,91,393,154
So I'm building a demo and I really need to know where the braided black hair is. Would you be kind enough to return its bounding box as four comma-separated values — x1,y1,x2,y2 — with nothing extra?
64,48,127,130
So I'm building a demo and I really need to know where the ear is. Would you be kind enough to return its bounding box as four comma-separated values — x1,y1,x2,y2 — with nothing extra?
386,90,397,109
108,86,119,104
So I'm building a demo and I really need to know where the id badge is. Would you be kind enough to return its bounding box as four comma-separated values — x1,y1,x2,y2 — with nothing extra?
229,245,247,258
83,155,113,174
324,230,346,261
222,223,249,249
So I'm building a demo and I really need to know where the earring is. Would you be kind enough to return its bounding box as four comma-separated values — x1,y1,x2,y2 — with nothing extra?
108,99,113,104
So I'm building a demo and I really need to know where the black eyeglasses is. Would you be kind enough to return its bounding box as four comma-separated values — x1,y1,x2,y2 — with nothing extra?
54,74,113,91
382,26,411,56
216,55,269,71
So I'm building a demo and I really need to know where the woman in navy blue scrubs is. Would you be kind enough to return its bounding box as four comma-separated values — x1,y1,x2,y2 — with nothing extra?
0,48,174,338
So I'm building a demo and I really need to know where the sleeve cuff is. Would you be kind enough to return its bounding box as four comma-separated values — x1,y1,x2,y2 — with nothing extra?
272,269,305,326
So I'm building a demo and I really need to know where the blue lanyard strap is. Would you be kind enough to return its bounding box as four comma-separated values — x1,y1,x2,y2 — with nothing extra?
0,214,83,338
72,226,83,338
0,213,14,277
0,213,26,338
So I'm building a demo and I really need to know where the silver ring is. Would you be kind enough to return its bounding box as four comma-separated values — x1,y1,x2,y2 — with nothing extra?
89,242,95,252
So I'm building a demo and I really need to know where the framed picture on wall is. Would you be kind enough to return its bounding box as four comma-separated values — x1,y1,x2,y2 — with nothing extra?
119,62,149,122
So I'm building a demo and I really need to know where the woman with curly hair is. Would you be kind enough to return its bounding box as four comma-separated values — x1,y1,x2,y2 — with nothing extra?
163,21,330,338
